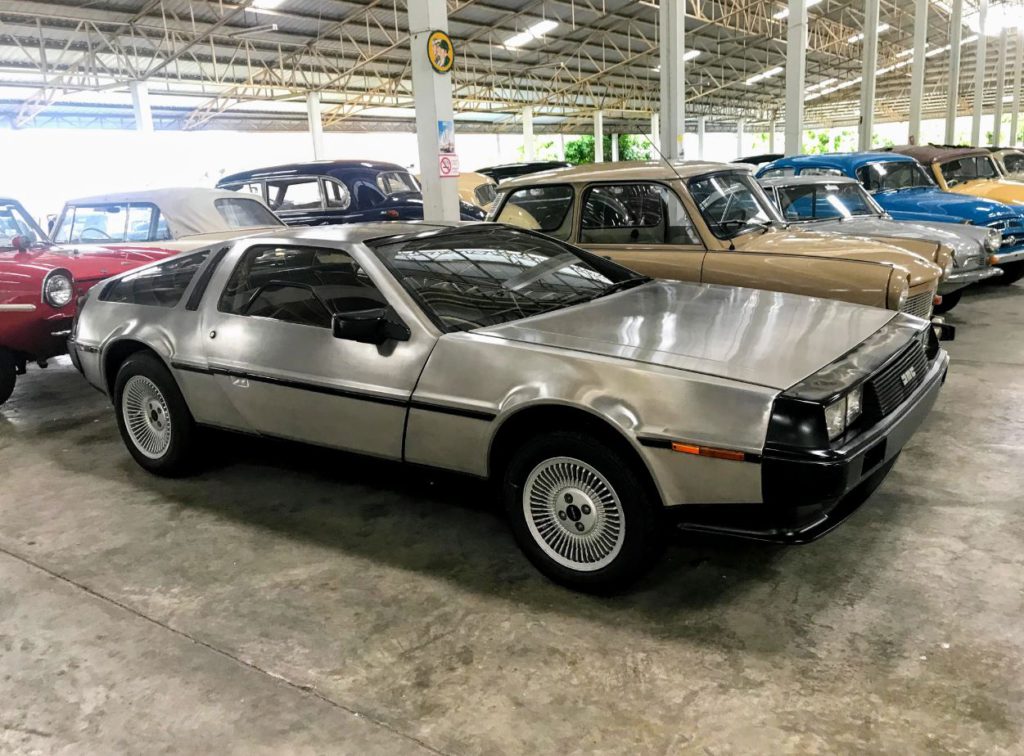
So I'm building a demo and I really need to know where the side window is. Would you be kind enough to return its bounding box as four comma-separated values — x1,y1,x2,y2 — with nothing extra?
323,179,352,210
52,209,74,243
580,183,700,245
218,245,387,329
101,250,211,307
153,213,172,241
977,158,997,178
1003,153,1024,174
496,185,574,240
266,178,323,212
856,165,878,191
126,204,157,241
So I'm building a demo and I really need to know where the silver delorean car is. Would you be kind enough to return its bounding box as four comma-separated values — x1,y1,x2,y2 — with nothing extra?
69,222,948,590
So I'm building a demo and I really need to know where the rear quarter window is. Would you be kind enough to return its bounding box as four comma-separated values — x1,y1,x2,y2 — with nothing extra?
100,250,211,308
496,185,574,240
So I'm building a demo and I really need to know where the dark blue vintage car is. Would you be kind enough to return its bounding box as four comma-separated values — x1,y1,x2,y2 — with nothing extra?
757,152,1024,274
217,160,485,225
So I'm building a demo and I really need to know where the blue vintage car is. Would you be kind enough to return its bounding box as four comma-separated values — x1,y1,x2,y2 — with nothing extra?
757,152,1024,274
217,160,485,225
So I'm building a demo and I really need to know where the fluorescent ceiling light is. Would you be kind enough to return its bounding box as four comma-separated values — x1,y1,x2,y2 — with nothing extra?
773,0,821,20
650,50,700,72
504,19,558,49
849,23,890,43
745,66,784,85
251,0,285,8
896,48,914,57
806,77,837,91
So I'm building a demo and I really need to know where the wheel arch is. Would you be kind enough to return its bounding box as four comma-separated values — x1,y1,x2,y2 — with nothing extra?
102,339,172,397
487,402,664,506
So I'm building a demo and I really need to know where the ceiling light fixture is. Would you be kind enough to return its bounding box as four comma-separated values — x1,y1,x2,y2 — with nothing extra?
849,23,890,43
745,66,784,85
251,0,285,9
504,19,558,49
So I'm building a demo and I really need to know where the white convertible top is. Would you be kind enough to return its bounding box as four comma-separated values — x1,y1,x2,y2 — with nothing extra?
63,187,284,239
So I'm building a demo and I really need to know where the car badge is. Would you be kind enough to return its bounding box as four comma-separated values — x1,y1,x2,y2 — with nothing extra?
900,367,917,387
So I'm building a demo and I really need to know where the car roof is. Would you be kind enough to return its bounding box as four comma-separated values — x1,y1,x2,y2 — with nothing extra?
758,174,859,187
499,160,744,189
219,160,409,184
765,152,912,170
61,187,284,239
889,144,990,163
251,220,474,246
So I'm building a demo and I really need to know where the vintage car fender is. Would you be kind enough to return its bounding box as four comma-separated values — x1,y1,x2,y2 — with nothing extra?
943,179,1024,205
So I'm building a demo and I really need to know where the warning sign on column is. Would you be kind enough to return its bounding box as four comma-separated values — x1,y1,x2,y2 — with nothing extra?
439,154,460,178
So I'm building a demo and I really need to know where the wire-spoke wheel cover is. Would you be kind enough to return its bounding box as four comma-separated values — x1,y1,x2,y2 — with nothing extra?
523,456,625,572
122,375,173,460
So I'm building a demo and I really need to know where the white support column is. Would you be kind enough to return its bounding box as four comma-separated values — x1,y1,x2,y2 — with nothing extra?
697,116,706,159
611,133,619,162
769,119,777,153
129,80,153,132
785,0,808,155
306,92,325,159
650,112,660,153
945,0,963,143
559,133,566,160
659,0,686,159
971,0,988,146
1012,31,1023,146
908,0,928,144
408,0,459,221
522,106,535,161
994,28,1008,145
593,111,604,162
858,0,880,150
736,119,745,158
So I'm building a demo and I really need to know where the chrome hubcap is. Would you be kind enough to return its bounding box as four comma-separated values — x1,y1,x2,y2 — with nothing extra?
523,456,624,571
122,375,172,460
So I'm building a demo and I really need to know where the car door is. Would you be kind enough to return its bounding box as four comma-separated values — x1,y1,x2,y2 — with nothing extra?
574,182,706,282
198,241,435,459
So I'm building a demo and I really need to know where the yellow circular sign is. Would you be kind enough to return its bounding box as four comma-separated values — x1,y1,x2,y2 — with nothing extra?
427,30,454,74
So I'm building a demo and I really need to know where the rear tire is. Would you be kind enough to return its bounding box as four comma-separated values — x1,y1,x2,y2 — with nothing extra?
113,352,197,476
933,289,962,314
995,261,1024,286
502,431,664,592
0,349,16,406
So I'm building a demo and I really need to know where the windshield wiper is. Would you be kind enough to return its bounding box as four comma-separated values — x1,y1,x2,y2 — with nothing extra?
596,276,652,298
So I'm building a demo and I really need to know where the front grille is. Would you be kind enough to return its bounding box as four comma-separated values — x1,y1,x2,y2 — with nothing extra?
864,341,928,419
988,218,1024,248
901,291,934,319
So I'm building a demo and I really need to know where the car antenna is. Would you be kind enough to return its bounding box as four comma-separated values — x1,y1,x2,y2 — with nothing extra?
640,126,737,251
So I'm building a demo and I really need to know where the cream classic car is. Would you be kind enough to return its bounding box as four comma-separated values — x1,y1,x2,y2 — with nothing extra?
488,161,948,322
70,222,948,591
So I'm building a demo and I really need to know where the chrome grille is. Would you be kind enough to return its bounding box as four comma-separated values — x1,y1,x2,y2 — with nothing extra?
988,218,1024,248
865,341,928,419
901,291,934,319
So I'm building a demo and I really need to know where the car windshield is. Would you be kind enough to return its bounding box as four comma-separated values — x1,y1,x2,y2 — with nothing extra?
372,226,647,332
859,160,935,192
0,201,48,250
774,182,880,221
687,172,778,239
53,202,170,244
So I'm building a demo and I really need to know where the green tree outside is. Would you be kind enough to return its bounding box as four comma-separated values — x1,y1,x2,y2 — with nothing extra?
562,134,653,165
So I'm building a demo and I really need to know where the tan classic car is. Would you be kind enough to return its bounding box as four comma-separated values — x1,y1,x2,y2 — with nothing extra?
488,161,946,319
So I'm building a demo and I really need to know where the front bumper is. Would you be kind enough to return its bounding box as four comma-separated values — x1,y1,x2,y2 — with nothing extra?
939,265,1003,293
993,246,1024,266
677,349,949,543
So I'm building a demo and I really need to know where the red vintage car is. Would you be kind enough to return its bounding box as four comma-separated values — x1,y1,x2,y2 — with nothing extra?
1,189,283,405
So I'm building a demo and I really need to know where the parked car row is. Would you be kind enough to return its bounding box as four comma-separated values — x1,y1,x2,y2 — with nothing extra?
4,147,1020,590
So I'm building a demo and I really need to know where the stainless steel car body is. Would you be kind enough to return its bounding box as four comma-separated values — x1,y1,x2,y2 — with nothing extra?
71,222,948,534
758,174,1002,294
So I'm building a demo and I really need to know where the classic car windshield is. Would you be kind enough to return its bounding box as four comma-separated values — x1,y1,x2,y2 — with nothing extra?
53,202,172,244
0,202,48,249
857,161,935,192
941,156,999,184
774,182,880,221
373,226,645,332
687,172,778,240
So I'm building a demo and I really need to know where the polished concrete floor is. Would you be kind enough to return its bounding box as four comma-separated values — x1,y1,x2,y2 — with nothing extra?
1,283,1022,755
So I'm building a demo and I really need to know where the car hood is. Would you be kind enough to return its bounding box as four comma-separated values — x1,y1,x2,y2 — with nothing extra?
802,216,986,263
946,179,1024,205
732,227,941,287
875,187,1024,223
478,281,896,391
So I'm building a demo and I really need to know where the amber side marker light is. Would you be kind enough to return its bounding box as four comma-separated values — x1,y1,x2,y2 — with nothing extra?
670,442,747,461
989,255,1000,265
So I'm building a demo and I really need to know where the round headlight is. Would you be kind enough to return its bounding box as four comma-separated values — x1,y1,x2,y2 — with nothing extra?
985,229,1002,251
43,271,74,308
889,274,910,310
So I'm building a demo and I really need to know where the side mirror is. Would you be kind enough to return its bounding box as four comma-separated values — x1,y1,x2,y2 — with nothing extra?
11,233,35,252
332,308,410,345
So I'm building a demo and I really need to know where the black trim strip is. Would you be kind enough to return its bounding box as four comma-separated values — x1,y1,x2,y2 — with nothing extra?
185,246,230,311
169,360,495,419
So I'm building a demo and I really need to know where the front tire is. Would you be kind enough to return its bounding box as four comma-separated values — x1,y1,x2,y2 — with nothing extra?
0,349,16,406
995,261,1024,286
933,289,962,314
114,352,197,476
503,431,664,591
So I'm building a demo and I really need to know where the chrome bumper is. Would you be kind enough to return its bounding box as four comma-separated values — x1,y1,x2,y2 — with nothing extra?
994,247,1024,266
939,265,1003,293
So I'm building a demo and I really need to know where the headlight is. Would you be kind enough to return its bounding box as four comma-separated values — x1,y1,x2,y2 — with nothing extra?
824,385,864,441
42,271,73,308
892,275,909,310
985,229,1002,251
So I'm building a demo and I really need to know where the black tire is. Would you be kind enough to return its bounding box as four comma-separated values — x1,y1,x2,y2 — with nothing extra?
113,352,197,476
502,431,665,592
933,289,962,314
0,349,16,406
995,261,1024,286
